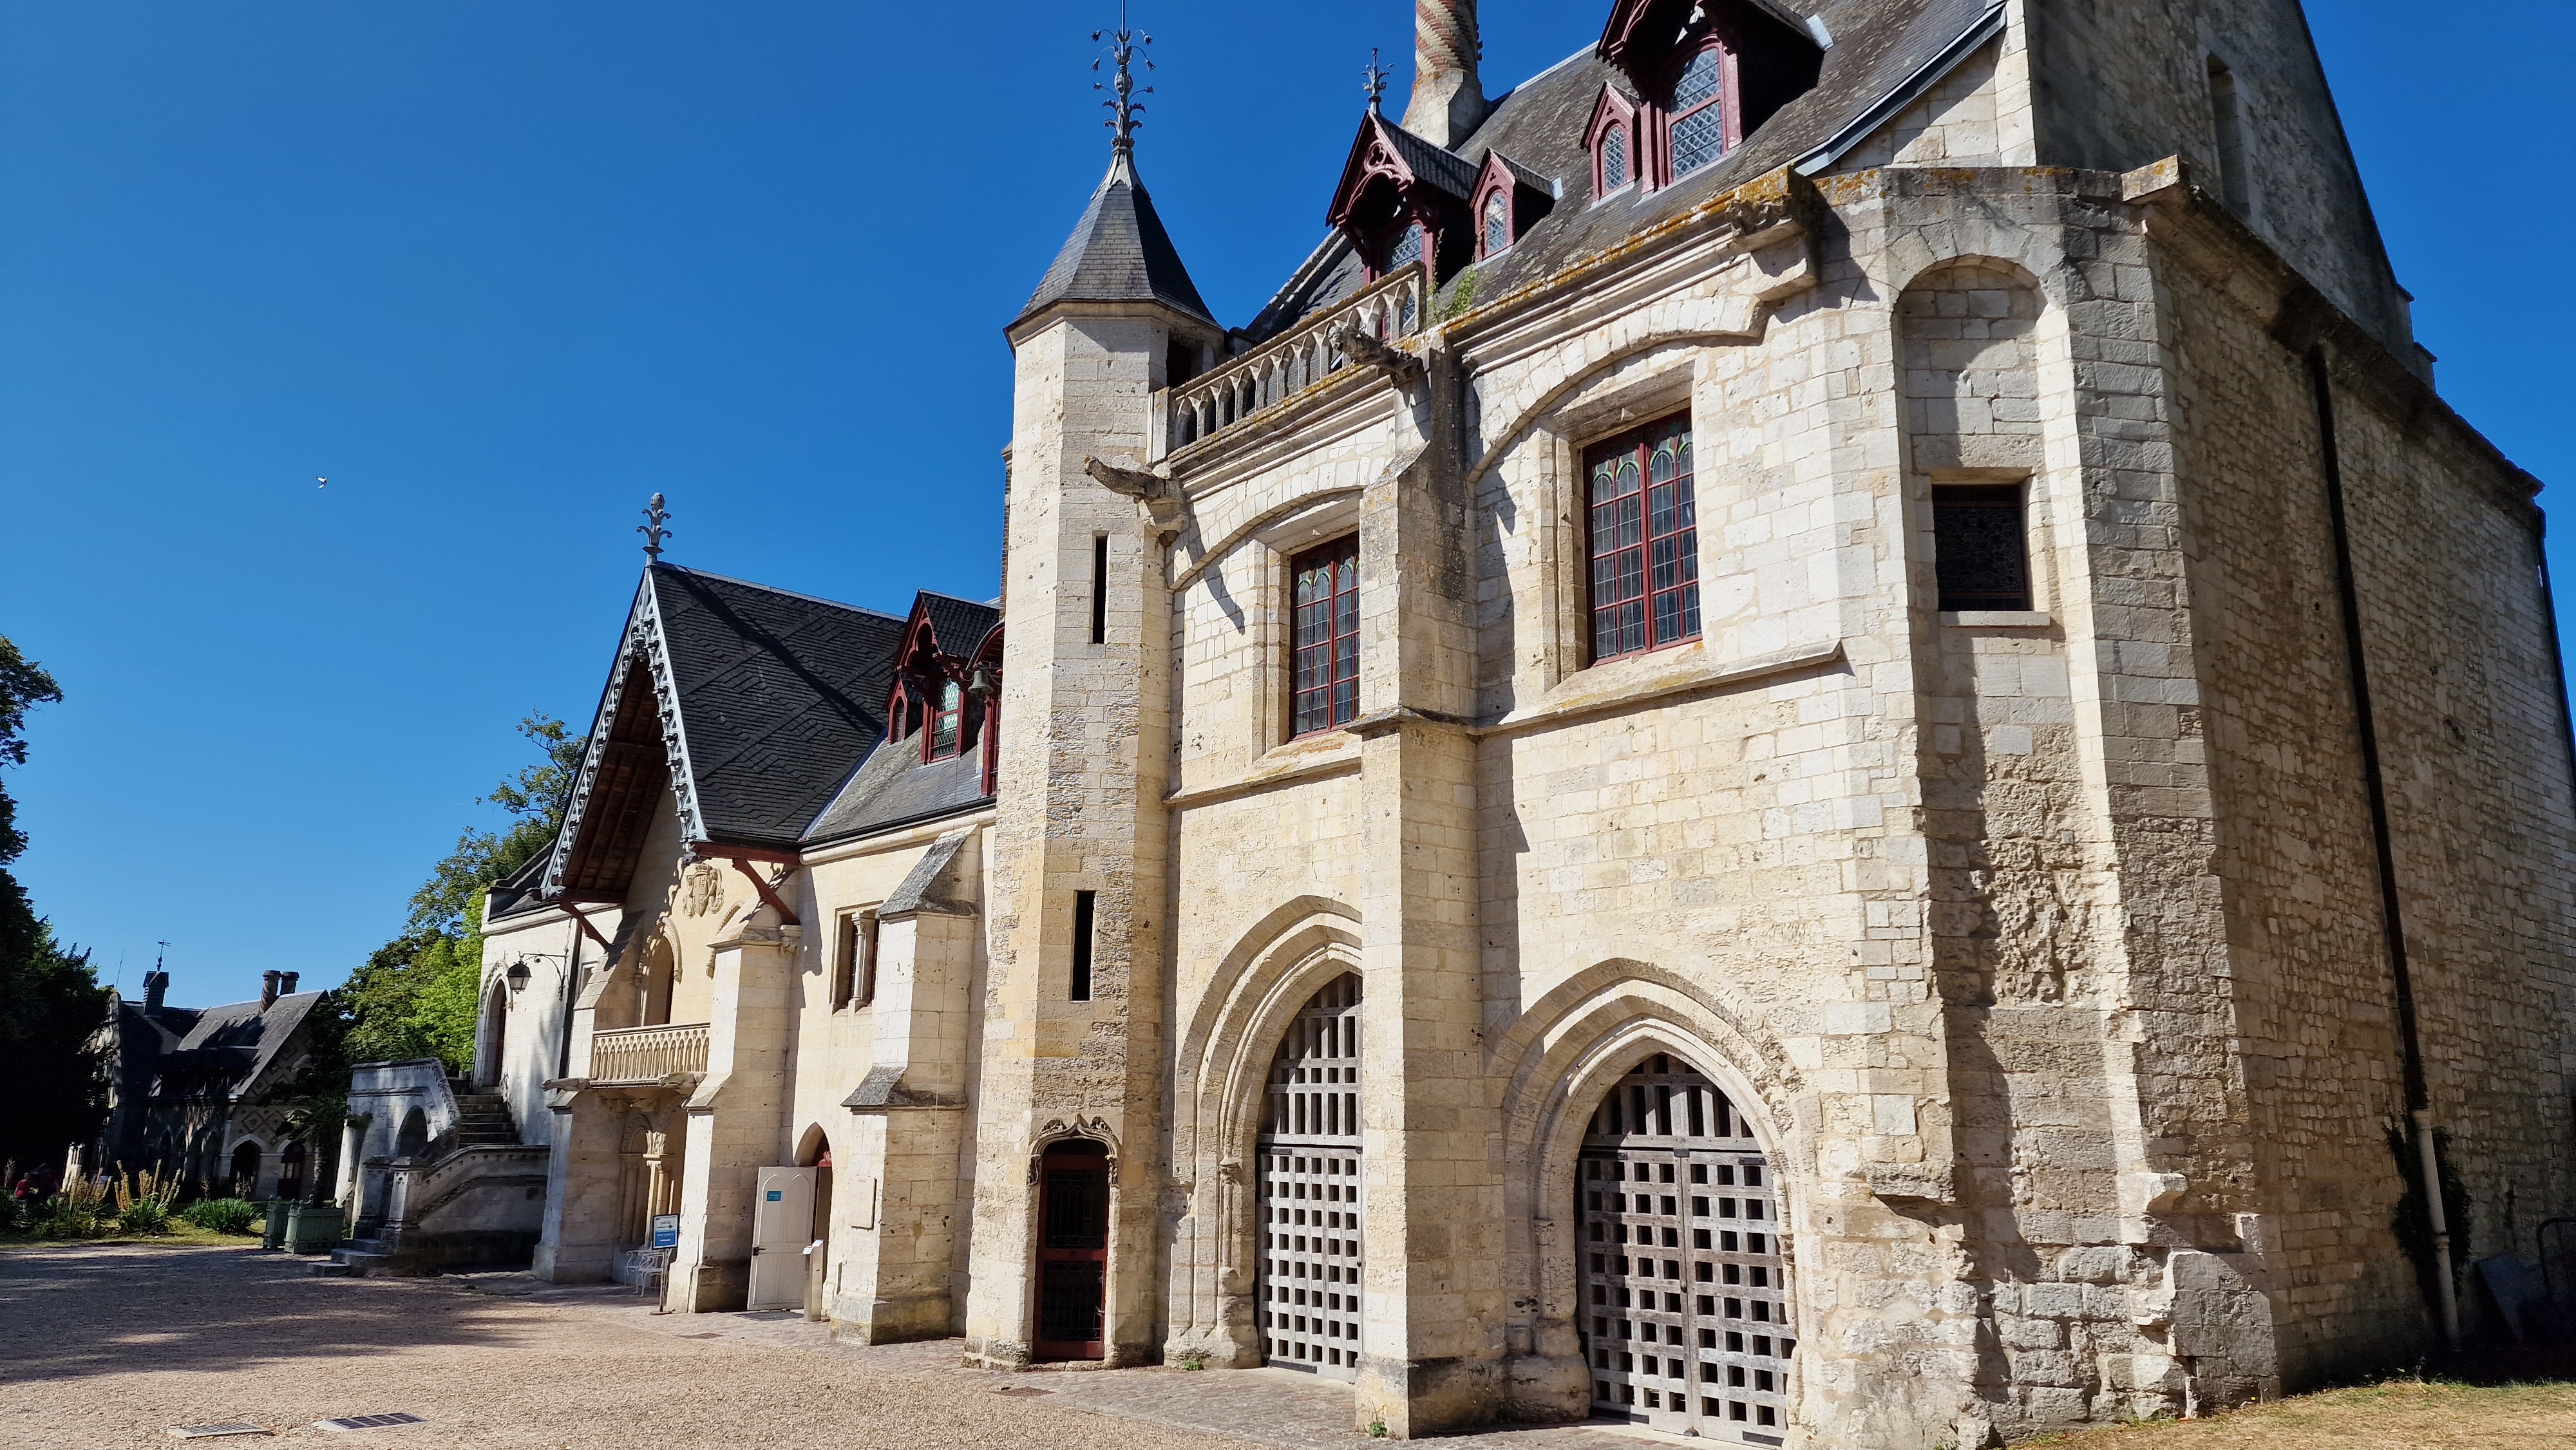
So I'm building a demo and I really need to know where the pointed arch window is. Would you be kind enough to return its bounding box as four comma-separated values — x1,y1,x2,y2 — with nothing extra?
1601,122,1631,193
929,679,964,760
1587,415,1700,661
1669,46,1730,178
1482,191,1510,257
1387,223,1425,272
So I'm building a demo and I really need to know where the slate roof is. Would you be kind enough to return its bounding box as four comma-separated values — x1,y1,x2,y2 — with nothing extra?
802,741,991,847
645,565,905,849
157,991,325,1098
1249,0,2004,341
1015,152,1216,330
918,592,1001,657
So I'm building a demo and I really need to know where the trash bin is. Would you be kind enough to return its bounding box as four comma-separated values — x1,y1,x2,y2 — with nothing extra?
261,1198,290,1250
285,1201,345,1254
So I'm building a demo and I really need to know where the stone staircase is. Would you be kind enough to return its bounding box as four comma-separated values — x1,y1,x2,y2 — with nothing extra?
315,1085,527,1277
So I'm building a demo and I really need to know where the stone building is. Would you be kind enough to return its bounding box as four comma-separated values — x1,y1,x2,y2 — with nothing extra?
476,1,2575,1444
83,969,330,1200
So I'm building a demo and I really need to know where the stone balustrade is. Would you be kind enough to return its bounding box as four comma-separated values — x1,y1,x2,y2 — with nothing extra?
589,1021,710,1084
1157,263,1426,457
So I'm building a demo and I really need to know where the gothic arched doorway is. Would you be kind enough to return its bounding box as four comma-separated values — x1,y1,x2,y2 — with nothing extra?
475,976,508,1087
1578,1052,1794,1437
277,1141,307,1203
1256,971,1363,1380
229,1140,262,1198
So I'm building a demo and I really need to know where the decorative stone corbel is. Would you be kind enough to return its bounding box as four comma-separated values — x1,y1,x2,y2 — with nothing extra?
1330,325,1426,386
1083,457,1188,543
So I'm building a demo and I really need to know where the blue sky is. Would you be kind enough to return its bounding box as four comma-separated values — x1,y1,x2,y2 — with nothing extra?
3,1,2568,1009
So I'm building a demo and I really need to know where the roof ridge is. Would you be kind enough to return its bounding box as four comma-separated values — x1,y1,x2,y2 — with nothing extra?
651,562,905,621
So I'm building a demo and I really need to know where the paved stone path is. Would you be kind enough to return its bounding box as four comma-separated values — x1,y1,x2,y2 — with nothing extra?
0,1245,1674,1449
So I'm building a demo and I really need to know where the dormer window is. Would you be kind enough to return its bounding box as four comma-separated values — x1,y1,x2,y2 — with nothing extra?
1601,122,1631,191
1388,223,1425,271
929,679,964,760
1669,46,1731,178
1482,191,1509,257
1587,88,1640,200
1471,151,1555,262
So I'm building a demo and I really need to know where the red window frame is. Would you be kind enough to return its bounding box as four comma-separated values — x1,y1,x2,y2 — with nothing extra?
1587,415,1701,663
926,678,965,761
1289,535,1361,737
1656,39,1743,186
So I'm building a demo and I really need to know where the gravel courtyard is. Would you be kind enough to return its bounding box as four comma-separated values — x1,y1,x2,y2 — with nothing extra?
0,1244,1656,1450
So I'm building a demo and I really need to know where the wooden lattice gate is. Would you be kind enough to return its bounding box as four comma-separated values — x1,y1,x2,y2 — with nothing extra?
1256,973,1364,1380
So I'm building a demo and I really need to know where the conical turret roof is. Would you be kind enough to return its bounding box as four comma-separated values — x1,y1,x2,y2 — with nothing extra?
1013,152,1214,330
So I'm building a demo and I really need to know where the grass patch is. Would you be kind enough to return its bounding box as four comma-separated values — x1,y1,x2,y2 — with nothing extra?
2031,1376,2576,1449
0,1220,260,1252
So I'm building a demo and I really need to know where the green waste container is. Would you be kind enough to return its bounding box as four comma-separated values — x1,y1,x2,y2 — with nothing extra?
261,1198,290,1250
285,1201,345,1254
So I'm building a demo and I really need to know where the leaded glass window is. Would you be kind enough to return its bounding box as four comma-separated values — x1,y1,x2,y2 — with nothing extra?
1484,191,1510,256
1291,536,1361,735
1601,122,1631,191
1589,417,1700,661
1670,48,1727,178
929,679,963,758
1388,223,1424,271
1932,485,2031,610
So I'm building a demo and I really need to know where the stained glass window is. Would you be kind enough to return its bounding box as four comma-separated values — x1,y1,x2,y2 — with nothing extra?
1932,485,2031,610
1484,191,1511,256
1589,417,1700,661
1671,48,1727,178
1602,122,1631,191
1291,536,1362,735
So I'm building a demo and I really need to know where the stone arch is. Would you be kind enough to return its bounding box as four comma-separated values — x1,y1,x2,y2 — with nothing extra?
1164,896,1363,1363
1486,960,1814,1418
228,1139,263,1198
474,974,509,1087
794,1123,832,1168
1465,329,1761,496
394,1107,431,1161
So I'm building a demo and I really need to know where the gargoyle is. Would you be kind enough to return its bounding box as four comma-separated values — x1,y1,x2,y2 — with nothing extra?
1083,457,1188,539
1331,325,1425,386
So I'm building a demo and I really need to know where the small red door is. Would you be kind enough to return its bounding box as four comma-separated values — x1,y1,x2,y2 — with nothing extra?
1032,1140,1110,1361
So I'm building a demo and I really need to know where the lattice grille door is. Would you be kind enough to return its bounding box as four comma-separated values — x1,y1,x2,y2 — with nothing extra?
1578,1053,1795,1443
1257,972,1364,1381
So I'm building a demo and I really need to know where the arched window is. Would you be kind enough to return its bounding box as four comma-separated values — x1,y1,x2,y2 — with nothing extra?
1482,190,1510,256
1669,47,1728,178
1600,121,1631,192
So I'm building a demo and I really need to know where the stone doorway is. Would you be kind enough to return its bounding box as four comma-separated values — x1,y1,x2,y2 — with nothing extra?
1032,1138,1110,1361
1577,1053,1794,1441
1256,972,1363,1381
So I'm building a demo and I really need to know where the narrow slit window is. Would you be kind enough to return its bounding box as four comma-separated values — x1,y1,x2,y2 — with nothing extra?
2206,57,2251,216
1090,535,1110,645
1070,890,1097,1003
1587,415,1700,662
1932,484,2032,612
1289,535,1361,736
832,912,859,1009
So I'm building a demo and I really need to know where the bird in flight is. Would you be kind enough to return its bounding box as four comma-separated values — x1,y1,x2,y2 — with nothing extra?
317,477,328,488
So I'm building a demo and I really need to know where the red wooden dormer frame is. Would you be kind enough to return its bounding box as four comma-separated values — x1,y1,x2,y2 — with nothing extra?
1649,33,1747,187
969,623,1003,796
1596,0,1823,191
1325,111,1467,283
1583,87,1641,202
884,607,994,766
1470,151,1555,262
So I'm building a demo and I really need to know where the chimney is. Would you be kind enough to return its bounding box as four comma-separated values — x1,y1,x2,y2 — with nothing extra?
261,970,281,1011
1401,0,1488,149
279,971,300,996
143,971,168,1014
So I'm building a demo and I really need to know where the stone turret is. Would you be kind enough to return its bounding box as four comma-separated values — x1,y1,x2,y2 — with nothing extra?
967,120,1221,1367
1401,0,1487,148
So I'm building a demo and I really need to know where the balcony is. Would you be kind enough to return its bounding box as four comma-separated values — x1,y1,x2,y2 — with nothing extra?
589,1022,710,1084
1154,263,1426,460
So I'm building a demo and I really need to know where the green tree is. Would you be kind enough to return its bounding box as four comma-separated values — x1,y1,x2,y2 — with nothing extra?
0,634,108,1169
342,713,584,1075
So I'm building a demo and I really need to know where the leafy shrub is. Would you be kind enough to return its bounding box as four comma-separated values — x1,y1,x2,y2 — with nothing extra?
180,1198,260,1235
115,1198,171,1234
41,1176,109,1238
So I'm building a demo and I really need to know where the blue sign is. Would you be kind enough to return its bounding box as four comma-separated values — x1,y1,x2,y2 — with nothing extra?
651,1214,680,1249
766,1190,783,1201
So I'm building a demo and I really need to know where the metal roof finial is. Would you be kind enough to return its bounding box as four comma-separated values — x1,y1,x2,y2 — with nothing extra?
1091,3,1154,158
1363,47,1392,113
638,493,673,562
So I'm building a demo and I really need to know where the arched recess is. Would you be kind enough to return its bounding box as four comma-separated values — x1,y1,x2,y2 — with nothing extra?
394,1107,430,1161
1252,971,1365,1380
1487,961,1812,1422
474,975,509,1088
639,933,677,1026
1164,896,1363,1362
229,1140,263,1198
